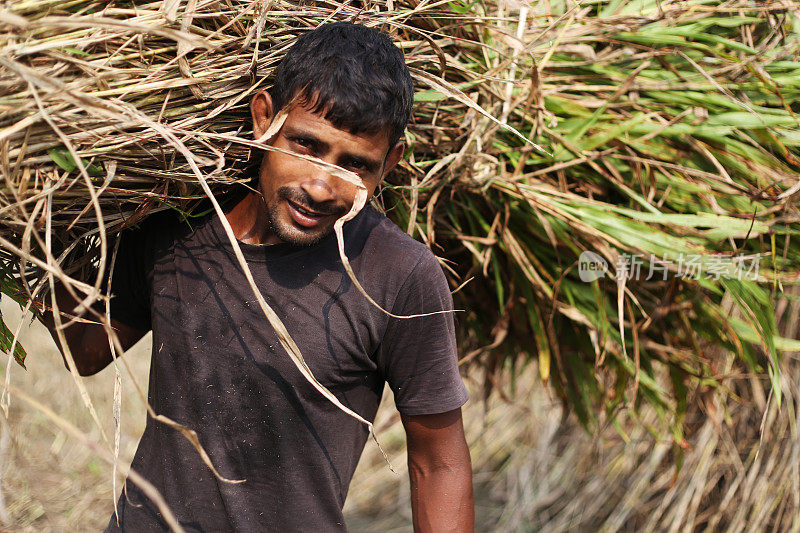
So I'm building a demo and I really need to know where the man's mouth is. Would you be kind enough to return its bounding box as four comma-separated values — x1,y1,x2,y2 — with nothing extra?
286,199,332,228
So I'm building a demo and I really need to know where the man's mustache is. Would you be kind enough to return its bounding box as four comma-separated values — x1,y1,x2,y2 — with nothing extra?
276,187,347,217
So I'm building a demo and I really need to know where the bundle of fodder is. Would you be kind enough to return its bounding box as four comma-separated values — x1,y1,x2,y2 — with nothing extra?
347,290,800,530
1,0,800,438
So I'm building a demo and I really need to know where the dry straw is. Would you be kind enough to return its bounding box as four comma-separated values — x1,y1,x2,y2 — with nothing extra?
1,0,800,526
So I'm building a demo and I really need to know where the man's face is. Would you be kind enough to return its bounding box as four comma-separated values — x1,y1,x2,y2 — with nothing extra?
251,91,404,246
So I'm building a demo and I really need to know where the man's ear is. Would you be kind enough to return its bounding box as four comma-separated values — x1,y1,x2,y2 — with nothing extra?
380,140,406,179
250,90,274,140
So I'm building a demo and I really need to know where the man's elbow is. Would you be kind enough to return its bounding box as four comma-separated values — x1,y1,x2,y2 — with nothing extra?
60,347,112,376
409,454,472,480
76,361,107,377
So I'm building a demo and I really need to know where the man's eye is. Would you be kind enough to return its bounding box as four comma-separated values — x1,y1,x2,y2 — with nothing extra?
347,160,366,171
292,137,312,148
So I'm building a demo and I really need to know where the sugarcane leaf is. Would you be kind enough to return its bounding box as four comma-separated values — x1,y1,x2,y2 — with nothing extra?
414,80,484,102
721,278,780,404
48,147,77,172
0,313,26,369
48,147,103,176
61,46,91,56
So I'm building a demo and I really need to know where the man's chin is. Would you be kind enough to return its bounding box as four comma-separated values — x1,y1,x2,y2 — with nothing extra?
272,222,333,247
266,201,337,246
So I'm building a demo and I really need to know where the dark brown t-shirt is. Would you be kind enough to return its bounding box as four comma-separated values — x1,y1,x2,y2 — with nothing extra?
104,206,468,532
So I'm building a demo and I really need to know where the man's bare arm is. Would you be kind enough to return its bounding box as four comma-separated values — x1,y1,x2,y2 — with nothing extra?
40,283,146,376
402,407,474,532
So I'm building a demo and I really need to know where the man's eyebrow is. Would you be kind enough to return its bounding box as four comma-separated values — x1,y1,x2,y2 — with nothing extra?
284,125,327,148
345,153,382,173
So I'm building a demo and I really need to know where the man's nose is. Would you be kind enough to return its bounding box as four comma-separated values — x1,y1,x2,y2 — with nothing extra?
300,163,338,204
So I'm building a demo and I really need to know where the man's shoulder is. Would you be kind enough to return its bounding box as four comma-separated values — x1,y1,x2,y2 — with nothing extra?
358,206,436,271
117,208,204,260
124,208,186,235
350,207,449,305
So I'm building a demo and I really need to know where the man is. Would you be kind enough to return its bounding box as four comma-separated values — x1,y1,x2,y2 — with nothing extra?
44,22,473,532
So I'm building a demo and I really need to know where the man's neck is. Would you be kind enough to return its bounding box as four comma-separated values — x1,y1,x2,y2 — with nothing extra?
225,191,280,245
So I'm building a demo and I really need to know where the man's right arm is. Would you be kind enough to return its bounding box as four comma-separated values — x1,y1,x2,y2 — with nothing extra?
40,283,146,376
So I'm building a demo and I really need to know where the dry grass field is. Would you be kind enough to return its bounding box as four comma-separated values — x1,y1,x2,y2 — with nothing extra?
0,296,151,531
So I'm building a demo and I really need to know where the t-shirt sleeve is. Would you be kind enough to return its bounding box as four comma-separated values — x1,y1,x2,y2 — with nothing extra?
377,249,469,416
106,221,154,333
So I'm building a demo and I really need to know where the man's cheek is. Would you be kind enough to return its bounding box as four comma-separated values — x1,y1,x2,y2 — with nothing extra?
334,182,359,206
279,160,311,185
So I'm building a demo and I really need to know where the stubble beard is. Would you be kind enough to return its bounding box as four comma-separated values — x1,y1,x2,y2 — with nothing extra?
263,186,344,247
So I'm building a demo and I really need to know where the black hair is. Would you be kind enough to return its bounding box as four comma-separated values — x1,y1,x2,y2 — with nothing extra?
271,22,414,147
